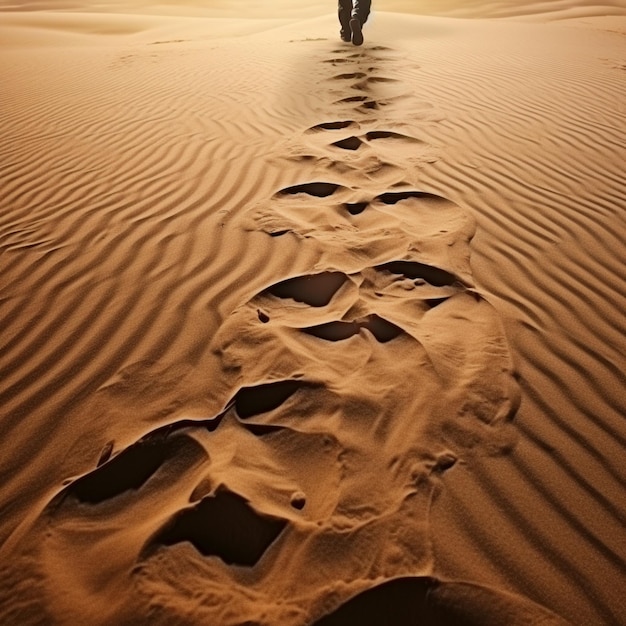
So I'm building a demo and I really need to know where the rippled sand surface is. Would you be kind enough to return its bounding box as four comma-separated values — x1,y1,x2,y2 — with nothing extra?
1,2,625,624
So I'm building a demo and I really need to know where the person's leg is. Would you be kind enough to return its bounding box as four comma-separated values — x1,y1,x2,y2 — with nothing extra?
338,0,352,42
349,0,371,46
352,0,372,25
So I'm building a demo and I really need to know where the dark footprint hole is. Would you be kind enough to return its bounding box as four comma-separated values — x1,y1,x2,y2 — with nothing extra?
303,316,401,343
375,191,441,204
332,136,363,151
67,436,174,504
153,489,286,566
312,577,458,626
267,271,347,307
323,58,350,64
334,72,367,80
360,101,379,110
365,316,403,342
278,182,340,198
339,96,368,103
426,297,448,309
377,261,456,287
366,131,416,142
234,379,304,419
345,202,368,215
242,423,284,437
367,76,398,83
313,120,354,130
303,321,359,342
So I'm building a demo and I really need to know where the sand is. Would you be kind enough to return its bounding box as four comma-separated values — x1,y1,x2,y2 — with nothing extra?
0,1,625,624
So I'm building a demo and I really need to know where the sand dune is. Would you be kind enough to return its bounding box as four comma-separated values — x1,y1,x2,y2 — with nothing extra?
1,1,625,625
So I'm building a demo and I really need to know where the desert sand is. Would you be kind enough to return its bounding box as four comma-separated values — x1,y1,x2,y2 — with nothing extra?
0,1,625,624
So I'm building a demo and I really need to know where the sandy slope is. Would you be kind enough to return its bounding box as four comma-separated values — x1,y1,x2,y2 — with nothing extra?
0,2,625,625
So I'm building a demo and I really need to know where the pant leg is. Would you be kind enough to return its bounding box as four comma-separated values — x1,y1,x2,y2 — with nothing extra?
338,0,352,34
352,0,371,24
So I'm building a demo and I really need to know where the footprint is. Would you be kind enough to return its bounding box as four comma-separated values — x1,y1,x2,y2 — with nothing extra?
336,96,368,103
364,76,399,84
146,488,287,566
374,190,444,204
277,182,343,198
323,130,424,152
344,202,368,215
302,315,402,343
233,379,306,418
245,185,475,283
365,130,420,143
266,271,348,307
64,427,217,505
311,576,562,626
375,260,458,288
332,72,367,81
309,120,357,131
331,136,364,150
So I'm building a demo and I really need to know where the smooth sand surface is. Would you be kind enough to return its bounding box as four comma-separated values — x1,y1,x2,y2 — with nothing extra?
1,1,625,625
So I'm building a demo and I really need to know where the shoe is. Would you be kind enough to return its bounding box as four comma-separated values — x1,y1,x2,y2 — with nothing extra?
349,18,363,46
340,29,351,42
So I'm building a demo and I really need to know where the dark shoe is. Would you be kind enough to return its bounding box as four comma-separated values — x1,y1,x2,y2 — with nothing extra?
340,29,351,42
350,18,363,46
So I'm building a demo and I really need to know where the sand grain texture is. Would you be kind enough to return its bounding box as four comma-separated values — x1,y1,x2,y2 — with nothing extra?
0,1,625,625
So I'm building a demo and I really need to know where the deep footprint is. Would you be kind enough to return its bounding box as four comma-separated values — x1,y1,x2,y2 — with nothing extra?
64,430,215,505
337,96,368,103
266,272,347,307
374,191,444,204
332,136,364,150
233,379,305,419
302,315,402,343
311,121,355,131
376,261,457,287
344,202,368,215
277,182,341,198
365,131,421,143
333,72,367,80
149,489,287,566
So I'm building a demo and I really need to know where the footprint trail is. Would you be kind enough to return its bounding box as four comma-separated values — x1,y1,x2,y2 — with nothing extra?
8,40,543,626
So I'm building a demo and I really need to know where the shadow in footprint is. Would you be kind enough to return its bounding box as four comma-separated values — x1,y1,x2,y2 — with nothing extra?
332,136,363,151
313,577,441,626
337,96,368,103
303,315,402,343
67,438,173,504
345,202,368,215
313,576,568,626
277,182,341,198
333,72,367,80
234,379,305,419
366,131,421,143
311,120,355,131
376,261,456,287
65,432,211,505
367,76,398,83
150,489,286,566
267,272,347,307
375,191,442,204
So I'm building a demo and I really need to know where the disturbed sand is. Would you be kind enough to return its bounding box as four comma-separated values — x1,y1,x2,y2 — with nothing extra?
1,1,625,624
